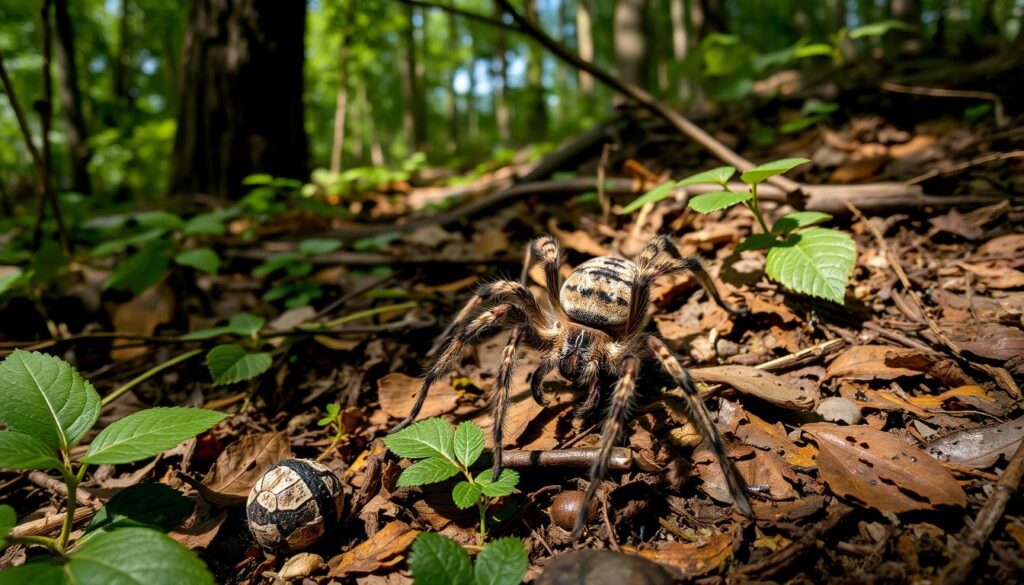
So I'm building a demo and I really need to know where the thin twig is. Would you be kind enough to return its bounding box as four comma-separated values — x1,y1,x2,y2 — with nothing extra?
880,82,1008,128
101,348,204,406
907,151,1024,185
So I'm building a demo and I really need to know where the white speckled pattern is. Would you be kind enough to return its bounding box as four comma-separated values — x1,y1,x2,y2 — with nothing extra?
560,256,637,327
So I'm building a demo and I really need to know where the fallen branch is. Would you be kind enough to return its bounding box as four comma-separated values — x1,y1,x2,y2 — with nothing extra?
907,151,1024,185
940,438,1024,585
496,448,632,472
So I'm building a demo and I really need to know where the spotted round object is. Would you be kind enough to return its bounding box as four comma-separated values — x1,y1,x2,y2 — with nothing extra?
560,256,637,327
246,459,344,552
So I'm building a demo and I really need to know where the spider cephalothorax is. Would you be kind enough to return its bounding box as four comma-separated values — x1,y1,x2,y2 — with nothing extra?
392,235,753,538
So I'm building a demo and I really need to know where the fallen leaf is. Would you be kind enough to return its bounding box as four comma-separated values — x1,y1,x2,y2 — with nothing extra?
950,323,1024,361
719,400,817,467
925,415,1024,468
200,432,292,505
905,385,993,409
889,135,936,158
279,552,325,580
697,445,798,502
377,373,458,421
958,262,1024,289
829,157,887,183
548,219,609,256
111,280,176,361
837,382,930,418
825,345,922,381
977,234,1024,257
803,423,966,512
691,365,814,410
625,524,737,578
168,507,226,550
327,521,419,577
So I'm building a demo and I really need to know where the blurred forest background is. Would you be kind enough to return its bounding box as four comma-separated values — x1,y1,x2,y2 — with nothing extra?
1,0,1021,207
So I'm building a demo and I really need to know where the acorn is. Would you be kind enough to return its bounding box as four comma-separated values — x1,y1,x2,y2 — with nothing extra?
549,490,598,531
246,459,344,552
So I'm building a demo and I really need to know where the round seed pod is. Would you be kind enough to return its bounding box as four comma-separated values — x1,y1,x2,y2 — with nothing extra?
549,490,598,531
246,459,344,552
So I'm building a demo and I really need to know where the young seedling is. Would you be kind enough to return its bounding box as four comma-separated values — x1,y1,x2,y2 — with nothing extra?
384,418,519,546
0,350,224,583
624,158,856,305
316,403,351,461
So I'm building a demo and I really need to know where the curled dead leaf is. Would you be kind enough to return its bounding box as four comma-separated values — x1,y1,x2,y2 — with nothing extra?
691,365,814,410
199,432,292,505
825,345,922,381
377,373,458,421
625,524,737,578
925,415,1024,468
327,521,419,577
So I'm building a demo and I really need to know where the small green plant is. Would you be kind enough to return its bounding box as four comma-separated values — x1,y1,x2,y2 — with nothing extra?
384,418,519,545
251,238,342,308
408,532,527,585
624,158,856,304
0,350,225,583
316,403,351,461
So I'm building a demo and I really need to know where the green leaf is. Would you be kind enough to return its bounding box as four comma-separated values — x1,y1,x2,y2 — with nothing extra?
83,407,228,465
475,469,519,498
620,181,675,215
318,403,341,426
849,19,916,39
252,252,301,277
0,504,15,549
765,228,856,305
677,166,736,187
397,457,460,487
135,211,183,231
734,233,780,252
0,431,62,470
452,422,485,468
0,350,101,450
180,313,265,341
0,268,26,296
383,418,455,461
182,213,226,237
103,242,171,295
451,481,482,509
298,239,342,255
0,561,63,584
771,211,833,236
687,191,753,214
792,43,835,58
740,157,810,185
174,248,220,274
86,483,192,536
475,537,529,585
205,345,272,385
408,532,473,585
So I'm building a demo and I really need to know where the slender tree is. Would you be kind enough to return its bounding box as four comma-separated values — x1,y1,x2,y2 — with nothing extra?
400,4,427,153
53,0,90,194
169,0,308,198
576,0,594,96
525,0,547,140
614,0,648,88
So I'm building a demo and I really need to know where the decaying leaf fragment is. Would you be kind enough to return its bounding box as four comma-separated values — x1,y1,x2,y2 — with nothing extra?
199,432,293,505
691,365,815,410
925,415,1024,468
803,423,966,513
327,520,419,577
625,524,738,578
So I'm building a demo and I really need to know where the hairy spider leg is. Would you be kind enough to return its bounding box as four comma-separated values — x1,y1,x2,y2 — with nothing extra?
531,235,569,319
428,277,546,357
647,335,753,517
491,326,523,480
572,355,641,541
529,358,554,407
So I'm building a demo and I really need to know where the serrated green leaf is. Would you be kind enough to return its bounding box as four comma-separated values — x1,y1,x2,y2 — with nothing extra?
384,418,455,461
772,211,833,236
475,537,528,585
408,533,473,585
86,483,192,536
475,469,519,497
83,407,228,464
0,560,63,584
397,457,460,487
740,157,810,185
765,228,856,305
0,431,62,470
677,165,736,186
103,242,171,295
205,345,272,385
298,239,342,255
734,233,781,252
620,181,675,215
174,248,220,274
687,190,753,214
0,350,101,450
452,422,485,467
0,504,15,549
451,481,482,509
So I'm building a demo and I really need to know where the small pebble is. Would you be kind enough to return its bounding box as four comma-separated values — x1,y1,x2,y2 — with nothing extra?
550,491,598,531
278,552,324,580
816,397,863,425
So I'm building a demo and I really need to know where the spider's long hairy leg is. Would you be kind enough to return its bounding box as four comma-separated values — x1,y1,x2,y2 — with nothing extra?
529,359,553,406
572,356,640,541
573,368,602,419
647,335,754,517
392,304,517,432
647,235,746,317
531,236,568,318
491,326,523,480
428,280,545,357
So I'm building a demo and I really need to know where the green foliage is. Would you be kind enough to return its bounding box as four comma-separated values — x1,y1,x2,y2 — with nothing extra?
0,351,219,581
687,191,753,213
182,313,265,340
385,418,520,543
765,228,857,304
318,403,342,427
174,248,221,274
205,344,273,385
408,532,528,585
740,157,810,185
103,241,171,294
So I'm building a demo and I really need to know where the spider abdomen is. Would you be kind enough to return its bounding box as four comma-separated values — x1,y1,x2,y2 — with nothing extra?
560,256,636,327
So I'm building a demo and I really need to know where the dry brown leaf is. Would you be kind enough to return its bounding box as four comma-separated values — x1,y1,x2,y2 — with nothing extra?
691,365,814,410
977,234,1024,257
837,382,931,418
825,345,922,381
951,323,1024,361
905,385,993,409
279,553,325,580
719,401,817,467
829,157,887,183
111,280,176,361
327,521,419,577
548,219,609,256
697,445,798,502
625,524,737,578
168,507,226,550
200,432,292,505
925,415,1024,468
803,423,966,513
958,262,1024,289
377,373,458,421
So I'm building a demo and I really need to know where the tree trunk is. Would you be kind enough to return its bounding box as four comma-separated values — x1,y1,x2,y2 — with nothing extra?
494,4,511,142
669,0,689,100
446,13,459,155
525,0,548,140
112,0,133,127
359,84,385,167
576,0,594,96
400,4,426,153
53,0,90,194
169,0,308,198
614,0,648,89
330,4,354,174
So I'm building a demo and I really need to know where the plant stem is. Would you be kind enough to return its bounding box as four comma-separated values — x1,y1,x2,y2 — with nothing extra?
7,535,60,552
477,500,487,547
316,425,347,462
56,463,86,553
748,183,771,233
101,348,203,406
311,301,419,330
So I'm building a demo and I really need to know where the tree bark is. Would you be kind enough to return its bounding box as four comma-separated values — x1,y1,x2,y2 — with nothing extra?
669,0,688,99
524,0,547,141
329,3,354,174
112,0,133,127
614,0,649,88
575,0,594,96
494,4,511,141
400,4,427,153
169,0,308,198
53,0,90,194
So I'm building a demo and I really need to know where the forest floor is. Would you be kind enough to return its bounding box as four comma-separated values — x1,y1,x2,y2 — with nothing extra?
2,70,1023,584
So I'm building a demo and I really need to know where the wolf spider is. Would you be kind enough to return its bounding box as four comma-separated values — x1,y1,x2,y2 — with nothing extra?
392,235,753,538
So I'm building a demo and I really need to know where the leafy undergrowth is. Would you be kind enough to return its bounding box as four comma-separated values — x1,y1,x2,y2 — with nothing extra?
1,92,1023,584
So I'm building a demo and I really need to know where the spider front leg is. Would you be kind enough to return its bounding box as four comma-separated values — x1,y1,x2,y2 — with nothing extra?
529,359,553,407
490,326,523,480
392,304,518,432
572,355,640,540
647,335,753,517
